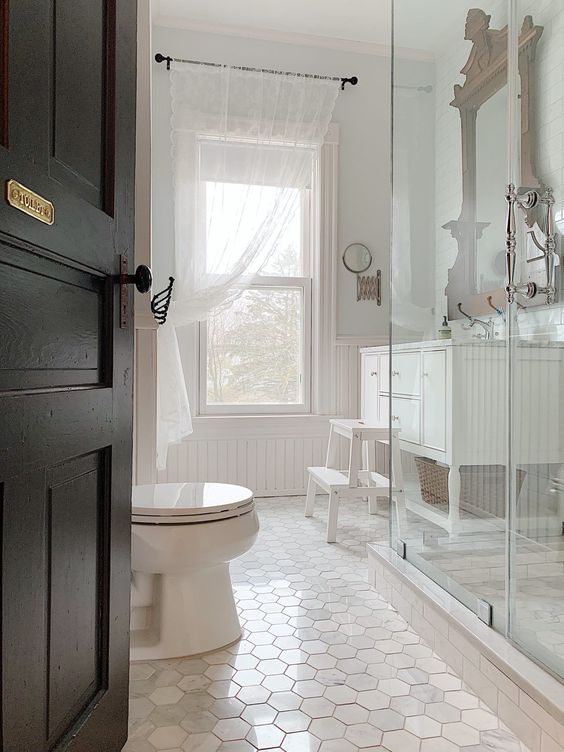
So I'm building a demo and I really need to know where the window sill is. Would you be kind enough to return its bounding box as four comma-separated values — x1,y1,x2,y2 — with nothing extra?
187,413,337,440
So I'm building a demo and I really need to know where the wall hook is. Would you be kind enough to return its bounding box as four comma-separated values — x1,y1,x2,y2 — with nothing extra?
151,277,175,325
457,302,473,321
487,295,505,321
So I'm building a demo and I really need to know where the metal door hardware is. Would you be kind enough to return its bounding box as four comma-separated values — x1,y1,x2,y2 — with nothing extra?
505,184,559,305
116,256,152,328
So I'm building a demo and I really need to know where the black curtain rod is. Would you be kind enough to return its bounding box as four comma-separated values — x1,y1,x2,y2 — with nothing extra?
154,53,358,90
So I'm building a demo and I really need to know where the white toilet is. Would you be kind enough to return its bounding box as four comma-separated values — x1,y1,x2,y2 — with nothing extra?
130,482,259,661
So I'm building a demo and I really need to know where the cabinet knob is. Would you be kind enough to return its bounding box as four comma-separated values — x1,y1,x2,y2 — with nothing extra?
391,415,399,422
423,372,429,377
392,369,400,377
370,371,378,377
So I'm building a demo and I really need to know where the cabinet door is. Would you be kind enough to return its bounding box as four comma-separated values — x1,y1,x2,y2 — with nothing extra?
422,350,446,451
391,352,421,397
385,396,420,445
378,352,389,394
362,354,380,421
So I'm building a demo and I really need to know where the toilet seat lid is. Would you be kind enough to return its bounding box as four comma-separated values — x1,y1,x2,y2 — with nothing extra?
132,482,254,519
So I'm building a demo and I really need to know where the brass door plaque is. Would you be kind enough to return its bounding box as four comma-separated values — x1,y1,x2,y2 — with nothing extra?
5,179,54,225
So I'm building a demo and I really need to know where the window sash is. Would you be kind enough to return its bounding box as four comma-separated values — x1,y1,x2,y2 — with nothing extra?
199,276,312,415
198,183,311,279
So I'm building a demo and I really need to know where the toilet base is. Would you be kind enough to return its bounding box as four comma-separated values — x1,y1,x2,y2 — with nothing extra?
130,562,241,661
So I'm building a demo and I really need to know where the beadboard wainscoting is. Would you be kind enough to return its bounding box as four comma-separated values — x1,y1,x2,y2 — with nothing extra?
156,343,372,496
157,423,328,496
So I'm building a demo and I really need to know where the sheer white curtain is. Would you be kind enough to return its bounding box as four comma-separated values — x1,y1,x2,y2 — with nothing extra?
157,63,340,469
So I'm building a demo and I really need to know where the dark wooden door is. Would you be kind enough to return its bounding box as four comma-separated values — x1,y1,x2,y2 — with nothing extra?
0,2,136,750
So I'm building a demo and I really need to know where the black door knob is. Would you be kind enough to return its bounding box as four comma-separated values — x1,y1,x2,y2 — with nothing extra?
120,264,153,293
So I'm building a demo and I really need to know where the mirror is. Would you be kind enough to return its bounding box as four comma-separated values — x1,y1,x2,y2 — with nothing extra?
343,243,372,274
475,85,508,293
444,11,543,318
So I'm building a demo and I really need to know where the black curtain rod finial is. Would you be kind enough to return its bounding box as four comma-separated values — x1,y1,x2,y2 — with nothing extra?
341,76,358,90
155,52,172,70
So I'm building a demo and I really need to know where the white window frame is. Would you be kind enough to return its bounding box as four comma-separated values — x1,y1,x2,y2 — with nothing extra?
198,188,314,416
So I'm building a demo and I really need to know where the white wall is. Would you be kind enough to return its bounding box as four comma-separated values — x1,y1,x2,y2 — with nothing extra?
151,23,391,339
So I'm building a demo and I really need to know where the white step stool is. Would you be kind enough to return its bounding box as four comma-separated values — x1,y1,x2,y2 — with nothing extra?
305,418,405,543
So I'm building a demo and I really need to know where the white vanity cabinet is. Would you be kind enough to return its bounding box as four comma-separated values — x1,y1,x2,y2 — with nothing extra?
362,344,445,457
361,341,562,531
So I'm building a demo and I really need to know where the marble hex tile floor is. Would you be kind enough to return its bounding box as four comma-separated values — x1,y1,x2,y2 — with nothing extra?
125,496,529,752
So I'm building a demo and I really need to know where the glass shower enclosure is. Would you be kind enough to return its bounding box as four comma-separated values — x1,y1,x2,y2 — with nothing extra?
391,0,564,681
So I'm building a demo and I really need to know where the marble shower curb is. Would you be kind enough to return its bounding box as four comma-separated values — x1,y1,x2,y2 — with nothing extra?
368,543,564,752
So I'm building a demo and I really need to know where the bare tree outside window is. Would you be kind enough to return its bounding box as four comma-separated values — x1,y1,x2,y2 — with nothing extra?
201,179,312,414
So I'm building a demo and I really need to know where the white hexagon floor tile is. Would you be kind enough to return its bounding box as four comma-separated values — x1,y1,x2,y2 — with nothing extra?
124,496,530,752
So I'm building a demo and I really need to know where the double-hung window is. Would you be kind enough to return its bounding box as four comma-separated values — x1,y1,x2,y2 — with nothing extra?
198,137,315,415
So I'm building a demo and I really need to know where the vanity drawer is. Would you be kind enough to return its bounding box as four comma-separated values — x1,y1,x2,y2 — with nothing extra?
390,352,421,397
382,396,421,445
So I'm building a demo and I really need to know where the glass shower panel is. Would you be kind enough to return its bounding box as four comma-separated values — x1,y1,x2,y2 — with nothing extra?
391,0,511,628
508,0,564,679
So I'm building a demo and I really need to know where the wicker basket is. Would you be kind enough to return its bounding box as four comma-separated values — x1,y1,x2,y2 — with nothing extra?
460,465,526,517
414,457,526,517
414,457,449,506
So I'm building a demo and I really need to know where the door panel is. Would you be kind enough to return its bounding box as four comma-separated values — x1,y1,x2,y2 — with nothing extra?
0,0,7,148
1,2,116,271
0,242,109,390
387,396,420,445
51,0,115,211
391,351,421,397
0,1,137,750
47,451,110,747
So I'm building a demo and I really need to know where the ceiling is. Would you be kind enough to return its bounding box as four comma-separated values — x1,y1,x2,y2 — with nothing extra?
153,0,470,56
154,0,390,46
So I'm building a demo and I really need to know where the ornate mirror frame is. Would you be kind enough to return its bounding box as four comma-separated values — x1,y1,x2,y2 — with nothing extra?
445,10,543,319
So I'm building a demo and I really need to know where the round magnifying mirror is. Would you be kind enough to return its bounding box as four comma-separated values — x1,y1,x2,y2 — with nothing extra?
342,243,372,274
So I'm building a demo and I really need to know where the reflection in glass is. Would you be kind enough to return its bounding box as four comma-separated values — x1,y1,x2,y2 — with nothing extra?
391,0,564,682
